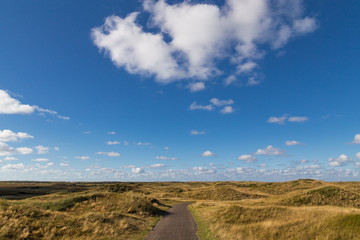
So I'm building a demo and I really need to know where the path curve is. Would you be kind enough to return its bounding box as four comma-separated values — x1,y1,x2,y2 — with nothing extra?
145,202,198,240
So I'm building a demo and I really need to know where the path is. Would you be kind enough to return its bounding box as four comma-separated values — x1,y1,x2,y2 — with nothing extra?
145,202,198,240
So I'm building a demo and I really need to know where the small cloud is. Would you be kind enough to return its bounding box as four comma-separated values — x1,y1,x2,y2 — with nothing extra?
107,141,120,145
190,130,205,135
0,129,33,142
288,116,309,122
210,98,234,106
54,147,60,151
35,145,49,154
351,134,360,144
220,106,234,114
33,158,49,162
96,151,120,157
108,131,116,135
3,157,18,161
1,163,25,171
285,140,303,146
164,146,169,150
16,147,33,155
60,163,70,167
189,101,213,111
156,156,177,160
238,154,256,163
188,82,205,92
356,152,360,159
267,115,287,124
202,150,216,157
83,131,91,134
75,156,90,160
255,145,285,156
237,61,257,74
328,154,352,167
224,75,237,86
132,167,144,174
247,77,260,86
149,163,165,168
259,163,267,168
136,142,151,146
267,115,309,124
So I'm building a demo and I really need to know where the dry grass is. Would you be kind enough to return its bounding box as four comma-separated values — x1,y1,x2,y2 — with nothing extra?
1,180,360,239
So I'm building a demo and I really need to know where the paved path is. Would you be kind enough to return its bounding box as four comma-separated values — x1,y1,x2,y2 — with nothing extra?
145,202,198,240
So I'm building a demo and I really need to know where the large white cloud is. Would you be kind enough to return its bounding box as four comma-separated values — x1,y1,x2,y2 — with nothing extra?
328,154,352,167
0,130,33,142
0,90,34,114
0,90,69,119
0,142,33,156
92,0,316,83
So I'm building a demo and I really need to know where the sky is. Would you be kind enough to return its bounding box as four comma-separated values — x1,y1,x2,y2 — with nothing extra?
0,0,359,182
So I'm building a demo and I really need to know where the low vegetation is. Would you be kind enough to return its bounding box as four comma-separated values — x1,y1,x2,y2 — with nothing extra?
1,180,360,239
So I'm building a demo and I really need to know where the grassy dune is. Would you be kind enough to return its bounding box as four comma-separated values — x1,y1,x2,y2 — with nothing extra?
1,180,360,239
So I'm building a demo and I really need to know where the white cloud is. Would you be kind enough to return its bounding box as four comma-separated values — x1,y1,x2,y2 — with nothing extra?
189,101,213,111
188,82,205,92
54,147,60,151
149,163,165,168
238,154,256,163
107,141,120,145
3,157,18,161
247,77,260,86
108,131,116,135
15,147,33,155
288,116,309,122
202,150,216,157
285,140,303,146
0,143,32,156
356,152,360,159
190,130,205,135
33,158,49,162
1,163,25,172
267,115,287,124
255,145,285,156
0,90,34,114
293,17,317,34
328,154,352,167
35,145,49,154
156,156,177,160
92,0,316,83
83,131,91,134
0,130,33,142
75,156,90,160
268,115,309,124
352,134,360,144
210,98,234,106
132,167,144,174
96,151,121,157
224,75,237,86
237,61,257,74
164,146,169,150
136,142,151,146
60,163,70,167
193,166,216,174
220,106,234,114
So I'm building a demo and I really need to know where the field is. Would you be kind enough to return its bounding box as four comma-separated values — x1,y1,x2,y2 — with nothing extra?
1,180,360,239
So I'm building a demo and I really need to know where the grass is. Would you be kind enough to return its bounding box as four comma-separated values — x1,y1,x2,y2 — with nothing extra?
188,203,219,240
1,180,360,239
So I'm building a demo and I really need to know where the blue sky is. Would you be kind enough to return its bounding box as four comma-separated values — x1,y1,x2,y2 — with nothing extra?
0,0,359,181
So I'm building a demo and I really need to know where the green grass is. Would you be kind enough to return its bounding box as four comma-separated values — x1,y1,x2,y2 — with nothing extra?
188,204,218,240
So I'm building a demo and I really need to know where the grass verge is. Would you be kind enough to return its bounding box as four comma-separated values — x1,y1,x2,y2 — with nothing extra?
188,203,218,240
